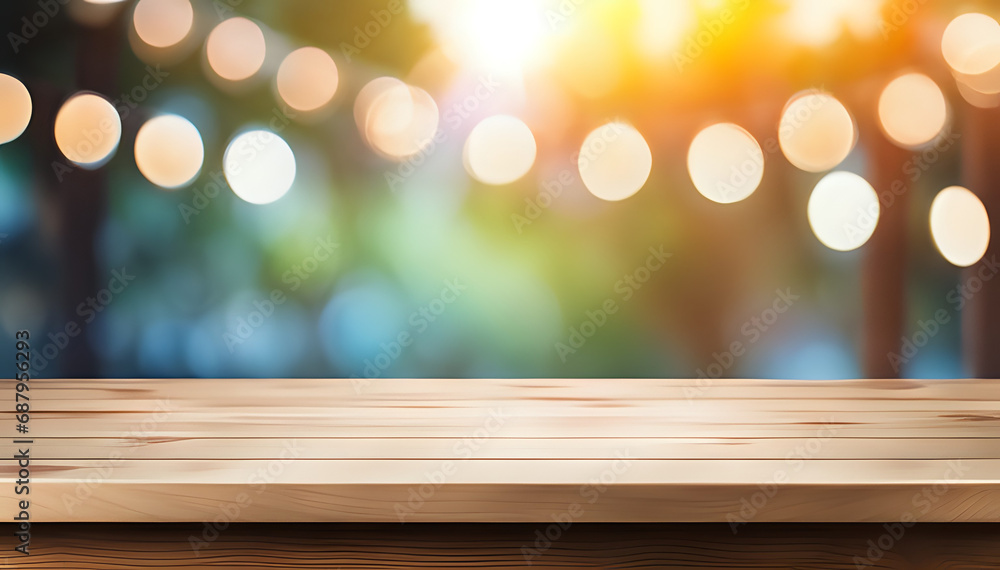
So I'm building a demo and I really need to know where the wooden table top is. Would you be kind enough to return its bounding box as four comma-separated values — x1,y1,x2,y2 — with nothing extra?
3,378,999,522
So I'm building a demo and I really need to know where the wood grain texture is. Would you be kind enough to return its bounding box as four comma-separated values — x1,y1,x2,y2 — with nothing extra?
3,523,999,569
2,378,999,523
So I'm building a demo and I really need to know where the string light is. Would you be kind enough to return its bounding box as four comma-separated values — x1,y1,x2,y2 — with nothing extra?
578,122,652,202
276,47,339,112
878,73,948,148
54,92,121,167
779,91,855,173
930,186,991,267
133,0,193,49
134,114,204,189
223,130,296,204
688,123,764,204
206,17,266,82
464,115,537,185
807,171,880,252
0,74,31,145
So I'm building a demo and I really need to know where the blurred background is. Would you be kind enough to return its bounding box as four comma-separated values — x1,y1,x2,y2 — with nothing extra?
0,0,998,379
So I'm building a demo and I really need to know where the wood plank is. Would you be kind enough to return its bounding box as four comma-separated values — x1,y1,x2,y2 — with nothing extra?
15,458,997,484
20,377,1000,401
18,481,1000,523
10,413,1000,438
24,437,1000,459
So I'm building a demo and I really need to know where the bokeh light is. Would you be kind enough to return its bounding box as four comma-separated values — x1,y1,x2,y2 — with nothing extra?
941,13,1000,76
878,73,947,148
276,47,339,112
807,171,880,252
957,77,1000,108
957,66,1000,96
54,92,122,167
354,77,403,143
206,17,266,82
360,79,439,160
779,91,855,173
578,122,652,202
16,0,1000,381
133,0,193,49
0,74,31,145
223,130,296,204
930,186,991,267
134,114,204,189
463,115,536,185
687,123,764,204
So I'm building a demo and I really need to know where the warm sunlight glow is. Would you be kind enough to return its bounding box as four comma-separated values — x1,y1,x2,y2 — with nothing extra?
206,17,266,81
635,0,695,62
556,23,622,100
942,13,1000,76
54,92,121,167
779,91,855,173
277,47,339,112
410,0,545,72
363,80,439,160
133,0,193,49
579,122,652,202
464,115,537,185
808,171,880,252
878,73,948,148
134,114,204,189
782,0,884,47
0,74,31,145
930,186,991,268
687,123,764,204
223,130,296,204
